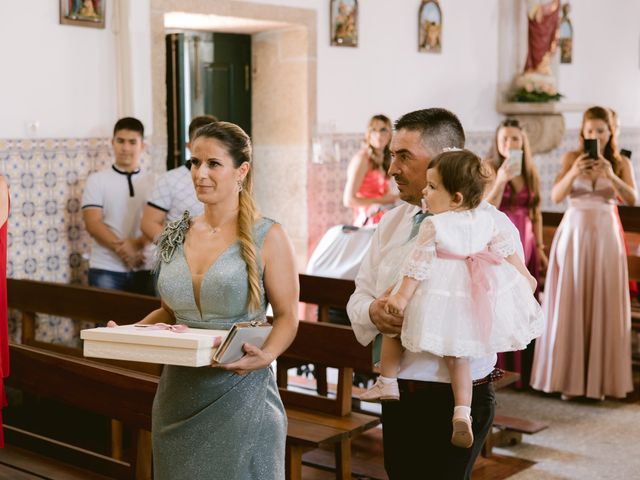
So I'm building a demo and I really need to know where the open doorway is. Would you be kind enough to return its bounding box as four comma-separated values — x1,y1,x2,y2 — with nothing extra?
151,1,317,266
166,32,252,169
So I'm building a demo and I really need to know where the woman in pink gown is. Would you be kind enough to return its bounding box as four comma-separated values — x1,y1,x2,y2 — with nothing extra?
531,106,637,400
485,119,545,387
343,115,398,227
0,175,9,447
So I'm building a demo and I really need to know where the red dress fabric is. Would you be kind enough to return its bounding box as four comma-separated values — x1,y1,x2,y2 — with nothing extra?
0,193,9,448
352,161,390,227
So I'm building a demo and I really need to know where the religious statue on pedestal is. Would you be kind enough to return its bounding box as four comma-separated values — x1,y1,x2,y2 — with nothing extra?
525,0,560,75
512,0,562,102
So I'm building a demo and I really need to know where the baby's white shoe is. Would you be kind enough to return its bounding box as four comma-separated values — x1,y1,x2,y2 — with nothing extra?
451,416,474,448
359,378,400,402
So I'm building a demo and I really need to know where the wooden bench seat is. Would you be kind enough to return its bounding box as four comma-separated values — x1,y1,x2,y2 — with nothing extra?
278,320,380,479
286,406,381,479
287,408,380,437
0,443,113,480
7,336,374,480
487,415,549,450
6,278,381,480
285,417,348,480
7,343,156,479
492,415,548,435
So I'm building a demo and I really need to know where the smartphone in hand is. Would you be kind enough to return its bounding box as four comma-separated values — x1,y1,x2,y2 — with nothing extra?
507,149,523,176
584,138,599,160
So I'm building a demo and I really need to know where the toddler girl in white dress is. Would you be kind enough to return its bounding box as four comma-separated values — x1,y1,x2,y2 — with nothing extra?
361,149,544,448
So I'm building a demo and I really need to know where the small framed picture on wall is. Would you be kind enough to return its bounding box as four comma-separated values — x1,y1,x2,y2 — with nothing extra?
60,0,106,29
559,3,573,64
330,0,358,47
418,0,442,53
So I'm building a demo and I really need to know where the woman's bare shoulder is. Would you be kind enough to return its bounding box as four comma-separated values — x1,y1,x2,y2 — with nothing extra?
263,221,288,247
620,153,633,168
351,146,370,163
262,221,295,265
562,150,581,162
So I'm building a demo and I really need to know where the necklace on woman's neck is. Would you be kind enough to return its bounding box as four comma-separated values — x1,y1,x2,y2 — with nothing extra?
206,224,221,235
202,211,237,235
204,219,228,235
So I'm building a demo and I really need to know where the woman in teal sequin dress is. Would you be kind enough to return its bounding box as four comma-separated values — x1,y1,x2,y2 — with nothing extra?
135,122,299,479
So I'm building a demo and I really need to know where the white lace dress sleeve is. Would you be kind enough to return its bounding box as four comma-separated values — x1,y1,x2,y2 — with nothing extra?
488,228,516,258
402,218,437,280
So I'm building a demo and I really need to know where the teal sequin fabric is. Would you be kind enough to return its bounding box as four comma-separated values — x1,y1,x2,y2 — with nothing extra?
152,216,286,479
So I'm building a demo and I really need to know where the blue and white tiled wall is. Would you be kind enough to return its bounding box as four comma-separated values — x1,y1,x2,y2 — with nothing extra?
0,138,157,346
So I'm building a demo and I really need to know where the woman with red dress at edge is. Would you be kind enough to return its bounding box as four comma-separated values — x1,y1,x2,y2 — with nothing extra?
0,175,10,447
531,106,637,401
343,114,399,227
484,119,545,388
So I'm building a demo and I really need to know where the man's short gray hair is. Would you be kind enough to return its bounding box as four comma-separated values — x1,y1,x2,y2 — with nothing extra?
394,108,465,155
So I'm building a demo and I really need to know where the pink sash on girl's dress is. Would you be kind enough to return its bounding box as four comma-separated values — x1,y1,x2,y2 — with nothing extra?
0,193,9,448
436,247,502,342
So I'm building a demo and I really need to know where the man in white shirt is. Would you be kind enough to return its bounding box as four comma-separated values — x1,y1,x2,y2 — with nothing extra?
141,115,217,241
347,108,524,479
82,117,155,296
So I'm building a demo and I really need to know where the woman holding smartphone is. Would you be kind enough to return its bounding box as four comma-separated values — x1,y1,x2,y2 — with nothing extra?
485,119,546,279
484,118,544,387
531,106,637,400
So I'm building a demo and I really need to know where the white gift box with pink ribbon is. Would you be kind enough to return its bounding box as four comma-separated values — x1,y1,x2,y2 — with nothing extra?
80,324,226,367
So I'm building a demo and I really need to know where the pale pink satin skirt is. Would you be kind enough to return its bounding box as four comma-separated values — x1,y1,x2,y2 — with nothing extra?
531,200,633,399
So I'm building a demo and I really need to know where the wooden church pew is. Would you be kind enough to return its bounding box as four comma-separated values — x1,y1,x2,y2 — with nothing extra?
6,343,156,479
280,320,379,480
6,278,380,480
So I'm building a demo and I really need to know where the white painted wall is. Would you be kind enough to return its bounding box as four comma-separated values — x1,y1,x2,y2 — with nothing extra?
242,0,502,132
245,0,640,131
0,0,118,138
127,0,153,132
557,0,640,129
1,0,639,138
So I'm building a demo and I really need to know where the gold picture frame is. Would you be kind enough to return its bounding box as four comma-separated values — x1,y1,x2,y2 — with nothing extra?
330,0,358,47
60,0,106,29
419,0,442,53
559,4,573,64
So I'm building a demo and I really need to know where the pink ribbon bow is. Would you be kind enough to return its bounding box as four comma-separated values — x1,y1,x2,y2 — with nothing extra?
436,248,502,342
147,323,189,333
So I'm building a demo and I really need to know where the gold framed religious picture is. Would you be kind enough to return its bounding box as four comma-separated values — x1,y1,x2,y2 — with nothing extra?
418,0,442,53
558,3,573,64
60,0,106,29
330,0,358,47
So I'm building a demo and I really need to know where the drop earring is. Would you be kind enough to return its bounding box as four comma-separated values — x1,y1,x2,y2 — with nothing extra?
237,179,243,193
